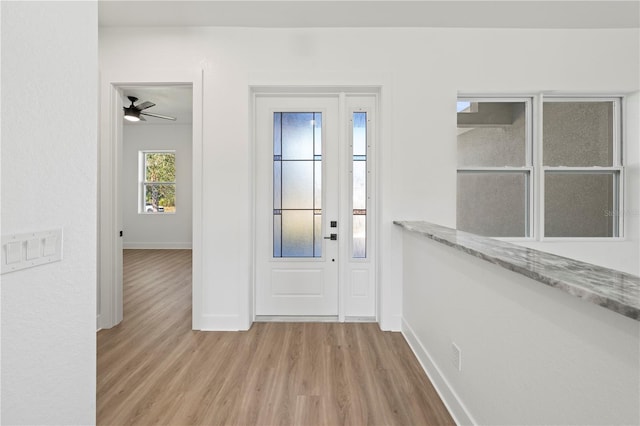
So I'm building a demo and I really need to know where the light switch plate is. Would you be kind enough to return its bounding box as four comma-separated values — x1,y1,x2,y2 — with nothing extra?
26,239,41,260
6,242,22,264
43,236,57,256
2,229,63,274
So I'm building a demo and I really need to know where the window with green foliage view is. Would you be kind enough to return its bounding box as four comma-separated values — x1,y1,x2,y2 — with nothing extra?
140,151,176,213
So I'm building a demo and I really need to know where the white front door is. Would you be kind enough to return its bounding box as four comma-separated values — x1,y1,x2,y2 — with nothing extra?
255,92,377,319
255,95,340,316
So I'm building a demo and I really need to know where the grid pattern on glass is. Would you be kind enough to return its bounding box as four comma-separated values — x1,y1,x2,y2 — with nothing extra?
273,112,323,257
353,112,367,258
457,172,528,237
543,101,614,167
544,172,617,238
143,152,176,213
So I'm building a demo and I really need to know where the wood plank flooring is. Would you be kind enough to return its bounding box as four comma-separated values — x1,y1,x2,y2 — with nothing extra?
97,249,455,426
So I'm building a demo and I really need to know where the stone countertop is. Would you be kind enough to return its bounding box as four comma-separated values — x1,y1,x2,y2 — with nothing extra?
394,221,640,321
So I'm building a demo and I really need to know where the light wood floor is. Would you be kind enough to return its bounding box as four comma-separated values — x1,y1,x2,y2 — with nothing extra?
97,249,455,426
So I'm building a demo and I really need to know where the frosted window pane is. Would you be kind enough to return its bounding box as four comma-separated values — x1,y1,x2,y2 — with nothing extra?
273,162,281,210
273,113,282,157
282,113,314,160
273,112,323,258
353,161,366,210
352,112,368,258
314,160,322,210
273,214,282,257
353,215,366,258
543,102,614,167
457,102,527,167
314,113,322,157
457,173,527,237
353,112,367,156
282,210,314,257
282,162,314,209
314,213,323,257
545,173,616,237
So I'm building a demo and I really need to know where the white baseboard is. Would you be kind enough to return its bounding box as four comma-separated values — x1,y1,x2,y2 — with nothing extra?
379,313,402,331
198,314,246,331
401,318,475,426
123,242,192,249
96,314,102,332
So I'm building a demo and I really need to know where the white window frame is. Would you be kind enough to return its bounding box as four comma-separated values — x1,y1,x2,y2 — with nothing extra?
539,95,624,241
138,150,176,215
456,96,535,240
457,94,625,241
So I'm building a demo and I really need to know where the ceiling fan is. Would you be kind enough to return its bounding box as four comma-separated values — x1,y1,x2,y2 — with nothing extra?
123,96,176,122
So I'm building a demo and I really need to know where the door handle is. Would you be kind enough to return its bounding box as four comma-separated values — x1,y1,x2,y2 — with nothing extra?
324,234,338,240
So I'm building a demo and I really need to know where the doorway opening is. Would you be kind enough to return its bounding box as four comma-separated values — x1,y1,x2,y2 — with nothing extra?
98,71,203,331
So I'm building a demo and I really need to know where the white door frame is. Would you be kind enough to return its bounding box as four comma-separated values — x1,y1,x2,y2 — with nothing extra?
250,86,380,322
98,69,204,330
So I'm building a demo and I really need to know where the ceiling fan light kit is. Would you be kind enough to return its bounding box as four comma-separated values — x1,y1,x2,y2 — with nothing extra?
123,107,140,121
123,96,176,122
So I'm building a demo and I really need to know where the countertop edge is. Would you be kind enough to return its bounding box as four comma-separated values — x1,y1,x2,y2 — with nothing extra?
394,220,640,321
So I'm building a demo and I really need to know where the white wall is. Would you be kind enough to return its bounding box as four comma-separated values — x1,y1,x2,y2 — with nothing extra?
1,2,97,424
401,229,640,425
99,27,640,330
123,124,193,249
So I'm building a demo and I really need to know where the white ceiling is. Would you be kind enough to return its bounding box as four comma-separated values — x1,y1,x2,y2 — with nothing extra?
99,1,640,29
122,85,193,125
106,1,638,123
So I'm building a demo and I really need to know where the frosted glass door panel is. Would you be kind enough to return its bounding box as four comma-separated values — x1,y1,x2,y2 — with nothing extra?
281,113,321,159
273,112,322,258
353,215,366,259
353,161,367,210
353,112,367,155
281,210,315,257
352,112,367,258
314,161,322,210
281,162,314,209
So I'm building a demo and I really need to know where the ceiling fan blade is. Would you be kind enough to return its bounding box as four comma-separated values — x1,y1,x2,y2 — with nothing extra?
136,101,155,111
139,115,147,121
140,111,176,121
